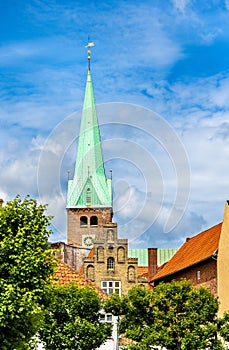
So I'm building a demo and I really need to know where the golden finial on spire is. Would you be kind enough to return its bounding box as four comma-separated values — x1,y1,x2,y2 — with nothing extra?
85,37,94,71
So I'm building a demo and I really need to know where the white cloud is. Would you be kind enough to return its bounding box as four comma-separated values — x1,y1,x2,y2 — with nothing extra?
172,0,192,13
39,193,67,242
0,146,39,198
1,0,229,249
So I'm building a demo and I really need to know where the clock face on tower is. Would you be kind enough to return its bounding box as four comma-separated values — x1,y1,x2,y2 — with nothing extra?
82,235,95,247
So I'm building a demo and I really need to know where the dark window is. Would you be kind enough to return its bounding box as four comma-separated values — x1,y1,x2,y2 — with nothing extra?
107,257,114,269
80,216,88,227
99,313,113,323
90,215,98,226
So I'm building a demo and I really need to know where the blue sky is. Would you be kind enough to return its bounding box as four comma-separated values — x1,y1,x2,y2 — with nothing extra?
1,0,229,248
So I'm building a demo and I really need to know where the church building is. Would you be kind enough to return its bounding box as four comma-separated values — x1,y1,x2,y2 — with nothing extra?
66,46,112,247
66,42,147,296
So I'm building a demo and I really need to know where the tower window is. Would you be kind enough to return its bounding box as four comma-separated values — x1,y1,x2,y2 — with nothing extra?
80,216,88,227
90,215,98,226
107,257,114,269
86,188,91,206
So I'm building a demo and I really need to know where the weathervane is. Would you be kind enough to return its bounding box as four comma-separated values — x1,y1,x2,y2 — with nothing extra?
85,37,94,71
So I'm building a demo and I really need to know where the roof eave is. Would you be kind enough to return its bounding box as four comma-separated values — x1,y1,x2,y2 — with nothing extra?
151,252,218,283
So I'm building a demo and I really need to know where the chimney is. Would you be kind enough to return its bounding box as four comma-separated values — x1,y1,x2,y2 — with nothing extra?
148,248,158,280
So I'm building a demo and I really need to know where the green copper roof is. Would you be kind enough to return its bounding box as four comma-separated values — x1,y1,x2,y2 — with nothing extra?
128,248,178,267
67,69,112,208
157,248,178,266
128,249,148,266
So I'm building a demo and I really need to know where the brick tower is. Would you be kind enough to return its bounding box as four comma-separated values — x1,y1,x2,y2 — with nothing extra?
67,42,112,246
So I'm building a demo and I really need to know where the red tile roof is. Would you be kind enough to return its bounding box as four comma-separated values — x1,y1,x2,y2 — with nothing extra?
138,266,148,278
152,222,222,281
54,261,107,298
54,261,94,286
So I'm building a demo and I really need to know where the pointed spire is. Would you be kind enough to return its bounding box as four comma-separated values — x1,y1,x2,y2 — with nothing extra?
67,45,112,209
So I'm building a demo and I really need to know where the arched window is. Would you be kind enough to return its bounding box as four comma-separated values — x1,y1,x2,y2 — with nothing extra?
80,216,88,227
90,216,98,226
107,257,114,269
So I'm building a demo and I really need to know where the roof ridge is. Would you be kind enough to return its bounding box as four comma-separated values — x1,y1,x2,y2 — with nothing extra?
185,222,222,242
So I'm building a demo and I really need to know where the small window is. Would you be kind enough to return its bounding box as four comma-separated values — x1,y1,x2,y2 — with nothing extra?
99,314,105,322
90,216,98,226
107,314,112,322
86,188,91,205
197,270,201,281
80,216,88,227
100,313,113,323
107,257,114,269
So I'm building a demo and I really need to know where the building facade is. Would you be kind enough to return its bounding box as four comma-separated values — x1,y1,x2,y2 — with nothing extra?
83,222,146,295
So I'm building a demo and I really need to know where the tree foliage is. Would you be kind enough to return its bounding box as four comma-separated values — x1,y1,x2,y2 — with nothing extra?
0,196,56,349
105,280,229,350
38,282,112,350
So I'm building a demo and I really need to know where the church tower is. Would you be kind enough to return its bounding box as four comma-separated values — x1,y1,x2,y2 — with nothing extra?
67,42,113,246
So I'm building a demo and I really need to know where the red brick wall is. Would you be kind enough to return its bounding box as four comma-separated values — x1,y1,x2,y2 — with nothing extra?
148,248,158,280
155,259,217,295
67,207,113,245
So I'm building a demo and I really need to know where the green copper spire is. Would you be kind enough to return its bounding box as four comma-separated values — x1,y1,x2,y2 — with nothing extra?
67,47,112,208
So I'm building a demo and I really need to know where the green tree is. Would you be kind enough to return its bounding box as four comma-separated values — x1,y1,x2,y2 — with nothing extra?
105,280,229,350
0,196,56,349
38,282,112,350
